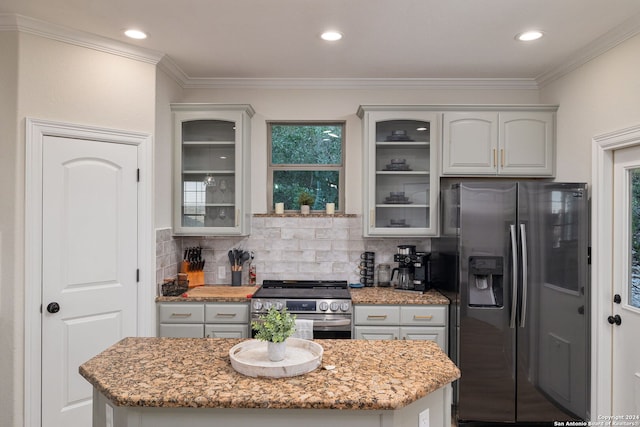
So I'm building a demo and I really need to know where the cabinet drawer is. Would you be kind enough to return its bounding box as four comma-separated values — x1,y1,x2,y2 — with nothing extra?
159,324,204,338
354,306,400,325
205,324,249,338
400,306,447,326
205,303,248,323
159,303,205,323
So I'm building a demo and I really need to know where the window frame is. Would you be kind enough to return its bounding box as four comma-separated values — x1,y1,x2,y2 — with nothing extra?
267,120,346,213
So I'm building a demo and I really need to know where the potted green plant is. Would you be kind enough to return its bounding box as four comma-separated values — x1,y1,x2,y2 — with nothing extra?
251,307,296,361
297,191,315,215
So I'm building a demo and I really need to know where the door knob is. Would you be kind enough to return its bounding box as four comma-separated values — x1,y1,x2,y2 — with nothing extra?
46,302,60,314
607,314,622,326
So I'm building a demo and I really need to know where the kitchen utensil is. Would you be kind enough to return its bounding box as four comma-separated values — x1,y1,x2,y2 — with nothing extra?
391,267,412,290
377,264,391,287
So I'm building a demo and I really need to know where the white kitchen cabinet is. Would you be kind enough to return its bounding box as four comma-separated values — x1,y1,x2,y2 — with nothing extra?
442,108,556,177
158,302,249,338
172,104,254,236
353,304,447,350
357,106,440,237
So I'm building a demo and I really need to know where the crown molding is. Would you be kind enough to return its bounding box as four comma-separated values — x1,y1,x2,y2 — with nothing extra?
157,56,540,90
4,11,639,91
536,11,640,88
0,13,164,65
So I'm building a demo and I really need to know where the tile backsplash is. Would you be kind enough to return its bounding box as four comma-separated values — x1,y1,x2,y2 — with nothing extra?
155,215,430,291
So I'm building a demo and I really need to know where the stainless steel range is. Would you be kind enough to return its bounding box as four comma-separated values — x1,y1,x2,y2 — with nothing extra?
250,280,352,339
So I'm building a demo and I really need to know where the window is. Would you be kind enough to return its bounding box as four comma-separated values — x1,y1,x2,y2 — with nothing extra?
268,122,345,212
183,181,205,226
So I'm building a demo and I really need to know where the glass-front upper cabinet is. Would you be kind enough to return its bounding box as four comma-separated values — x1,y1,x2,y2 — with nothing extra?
358,106,439,237
172,104,254,235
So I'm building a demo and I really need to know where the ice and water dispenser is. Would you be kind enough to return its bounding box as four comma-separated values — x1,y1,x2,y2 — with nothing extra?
468,256,504,307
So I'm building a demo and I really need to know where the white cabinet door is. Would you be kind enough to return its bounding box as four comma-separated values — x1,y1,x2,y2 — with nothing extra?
442,112,497,175
499,111,554,176
205,324,248,338
354,326,399,340
442,109,556,177
400,326,447,349
159,324,205,338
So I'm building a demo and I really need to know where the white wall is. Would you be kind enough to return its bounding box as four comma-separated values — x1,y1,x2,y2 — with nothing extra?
151,86,540,222
155,69,184,228
0,30,157,427
540,33,640,182
0,29,20,427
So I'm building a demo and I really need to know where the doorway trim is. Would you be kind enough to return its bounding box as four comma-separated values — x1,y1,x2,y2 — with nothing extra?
24,118,155,427
592,123,640,418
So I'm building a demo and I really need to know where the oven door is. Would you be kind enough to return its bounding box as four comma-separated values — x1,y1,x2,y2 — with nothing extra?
250,313,352,339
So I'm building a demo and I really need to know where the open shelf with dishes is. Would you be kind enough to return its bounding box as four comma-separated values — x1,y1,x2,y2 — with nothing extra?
358,106,439,237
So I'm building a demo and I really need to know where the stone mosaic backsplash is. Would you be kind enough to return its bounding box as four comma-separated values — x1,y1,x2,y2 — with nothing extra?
155,215,430,291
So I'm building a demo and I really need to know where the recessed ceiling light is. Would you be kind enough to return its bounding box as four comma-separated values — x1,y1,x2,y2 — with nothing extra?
516,30,543,42
321,31,343,41
124,29,147,40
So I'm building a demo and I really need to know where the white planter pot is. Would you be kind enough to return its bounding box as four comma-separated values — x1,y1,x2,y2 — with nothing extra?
300,205,310,215
267,341,287,362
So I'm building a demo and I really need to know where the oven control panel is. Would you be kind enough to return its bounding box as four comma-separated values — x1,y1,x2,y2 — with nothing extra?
251,299,351,314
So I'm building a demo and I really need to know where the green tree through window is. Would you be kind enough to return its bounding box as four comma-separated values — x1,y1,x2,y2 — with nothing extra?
268,122,344,211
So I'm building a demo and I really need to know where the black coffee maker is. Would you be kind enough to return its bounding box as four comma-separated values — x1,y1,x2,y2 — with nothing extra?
392,245,431,292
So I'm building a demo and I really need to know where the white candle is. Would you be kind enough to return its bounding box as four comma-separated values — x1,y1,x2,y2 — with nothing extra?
275,202,284,214
326,203,335,215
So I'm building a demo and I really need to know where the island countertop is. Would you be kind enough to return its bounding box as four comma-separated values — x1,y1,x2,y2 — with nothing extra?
79,337,459,411
349,287,450,305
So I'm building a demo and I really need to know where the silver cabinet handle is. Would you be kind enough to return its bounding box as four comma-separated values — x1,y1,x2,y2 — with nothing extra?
170,313,192,318
215,313,237,317
520,223,528,329
509,224,518,329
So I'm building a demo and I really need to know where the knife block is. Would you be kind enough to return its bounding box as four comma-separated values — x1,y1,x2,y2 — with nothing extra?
180,261,205,288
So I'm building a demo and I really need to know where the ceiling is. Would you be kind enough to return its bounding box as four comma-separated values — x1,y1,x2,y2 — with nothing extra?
3,0,640,84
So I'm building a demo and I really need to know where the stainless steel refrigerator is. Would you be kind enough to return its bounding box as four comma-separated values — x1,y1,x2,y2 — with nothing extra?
438,181,590,425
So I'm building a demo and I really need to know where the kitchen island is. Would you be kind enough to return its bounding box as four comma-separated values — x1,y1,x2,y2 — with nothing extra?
80,337,459,427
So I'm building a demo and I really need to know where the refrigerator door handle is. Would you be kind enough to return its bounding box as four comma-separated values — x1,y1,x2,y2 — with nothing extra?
520,223,528,328
509,224,518,329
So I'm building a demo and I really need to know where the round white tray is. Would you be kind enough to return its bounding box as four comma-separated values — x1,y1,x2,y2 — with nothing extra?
229,338,323,378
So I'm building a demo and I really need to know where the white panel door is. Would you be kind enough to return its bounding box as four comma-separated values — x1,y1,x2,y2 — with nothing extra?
612,145,640,417
41,135,138,427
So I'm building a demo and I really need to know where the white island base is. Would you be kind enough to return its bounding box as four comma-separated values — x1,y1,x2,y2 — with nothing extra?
91,384,452,427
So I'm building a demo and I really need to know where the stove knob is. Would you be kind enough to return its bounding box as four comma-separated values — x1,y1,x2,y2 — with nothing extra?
330,302,339,312
319,302,329,311
264,301,273,310
252,301,263,311
340,302,350,312
274,301,284,310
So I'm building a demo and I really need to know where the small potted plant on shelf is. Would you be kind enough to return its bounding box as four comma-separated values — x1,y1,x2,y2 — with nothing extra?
251,306,296,361
297,191,315,215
